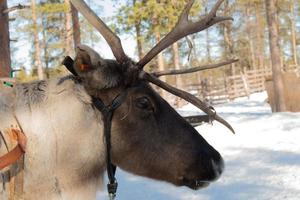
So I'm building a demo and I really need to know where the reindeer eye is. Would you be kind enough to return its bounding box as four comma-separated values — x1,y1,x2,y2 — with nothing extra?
135,97,152,110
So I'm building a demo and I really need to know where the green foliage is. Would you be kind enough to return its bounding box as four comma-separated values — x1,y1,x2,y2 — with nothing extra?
114,0,202,71
116,0,201,34
39,3,69,13
80,18,102,48
11,0,102,80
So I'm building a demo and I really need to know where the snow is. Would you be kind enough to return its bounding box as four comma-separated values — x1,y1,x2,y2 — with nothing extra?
98,92,300,200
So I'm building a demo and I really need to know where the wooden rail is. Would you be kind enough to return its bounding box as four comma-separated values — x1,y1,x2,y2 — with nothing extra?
184,66,297,105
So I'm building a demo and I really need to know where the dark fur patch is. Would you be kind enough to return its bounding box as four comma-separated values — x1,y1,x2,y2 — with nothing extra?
16,80,48,106
54,177,62,195
57,75,82,85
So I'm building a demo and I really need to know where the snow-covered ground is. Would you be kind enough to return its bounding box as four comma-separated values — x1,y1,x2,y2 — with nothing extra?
98,92,300,200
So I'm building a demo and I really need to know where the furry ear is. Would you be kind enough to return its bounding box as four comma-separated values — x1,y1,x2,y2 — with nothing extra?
74,45,105,74
72,45,124,91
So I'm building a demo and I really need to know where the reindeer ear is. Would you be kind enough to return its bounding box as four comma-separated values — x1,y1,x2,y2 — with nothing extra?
72,45,124,90
74,45,104,74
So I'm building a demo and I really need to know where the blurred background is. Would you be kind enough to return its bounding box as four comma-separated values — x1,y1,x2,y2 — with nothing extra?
1,0,299,111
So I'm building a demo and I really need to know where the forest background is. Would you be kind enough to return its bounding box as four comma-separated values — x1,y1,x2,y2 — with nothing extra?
0,0,299,110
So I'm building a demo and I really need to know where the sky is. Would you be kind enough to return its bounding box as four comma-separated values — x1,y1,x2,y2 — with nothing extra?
91,0,138,60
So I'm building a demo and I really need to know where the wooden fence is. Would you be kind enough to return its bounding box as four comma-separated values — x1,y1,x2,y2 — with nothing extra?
184,65,299,105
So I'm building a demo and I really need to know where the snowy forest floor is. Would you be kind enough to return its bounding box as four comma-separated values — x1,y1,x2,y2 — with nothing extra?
98,92,300,200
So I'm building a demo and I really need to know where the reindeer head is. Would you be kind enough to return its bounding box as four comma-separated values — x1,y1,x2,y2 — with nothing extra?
68,0,234,190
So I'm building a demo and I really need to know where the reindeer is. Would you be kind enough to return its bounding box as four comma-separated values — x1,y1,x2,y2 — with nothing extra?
0,0,235,199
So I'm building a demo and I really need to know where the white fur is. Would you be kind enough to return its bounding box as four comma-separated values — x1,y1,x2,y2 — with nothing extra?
0,77,106,200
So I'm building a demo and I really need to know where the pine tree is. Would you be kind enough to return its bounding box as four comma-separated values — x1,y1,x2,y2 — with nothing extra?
265,0,286,112
0,0,12,77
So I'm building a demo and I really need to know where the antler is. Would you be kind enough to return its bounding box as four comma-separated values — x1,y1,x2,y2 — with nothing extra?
70,0,129,64
153,59,238,77
137,0,232,68
69,0,235,133
140,72,235,133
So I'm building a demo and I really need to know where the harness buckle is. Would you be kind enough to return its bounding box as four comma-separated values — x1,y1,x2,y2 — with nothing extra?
107,181,118,200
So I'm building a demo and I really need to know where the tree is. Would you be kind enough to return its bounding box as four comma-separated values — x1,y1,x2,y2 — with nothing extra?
0,0,11,77
265,0,286,112
115,0,191,97
70,2,80,48
289,0,298,66
31,0,44,80
254,1,265,69
222,0,235,75
172,42,183,88
64,0,73,56
245,4,256,68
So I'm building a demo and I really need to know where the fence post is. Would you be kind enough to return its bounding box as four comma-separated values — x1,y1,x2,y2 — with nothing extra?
240,71,250,98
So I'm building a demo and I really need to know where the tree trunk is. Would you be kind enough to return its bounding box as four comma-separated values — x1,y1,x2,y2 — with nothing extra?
172,42,183,88
205,7,211,63
41,16,50,79
64,0,74,56
71,2,81,48
265,0,286,112
223,0,235,76
31,0,44,80
135,22,143,60
133,0,145,60
205,28,211,63
155,31,167,98
155,31,165,78
245,6,256,69
289,0,298,66
172,42,184,106
275,2,284,70
0,0,11,77
254,2,265,69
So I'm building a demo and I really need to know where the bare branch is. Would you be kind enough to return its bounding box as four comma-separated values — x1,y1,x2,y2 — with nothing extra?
137,0,232,68
153,59,238,77
70,0,129,64
140,72,235,133
2,4,30,14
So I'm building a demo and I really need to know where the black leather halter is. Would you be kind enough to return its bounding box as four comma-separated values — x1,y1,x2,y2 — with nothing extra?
62,56,127,199
92,91,128,199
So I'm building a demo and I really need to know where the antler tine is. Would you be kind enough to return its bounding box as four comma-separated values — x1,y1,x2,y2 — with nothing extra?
137,0,232,68
153,59,238,77
70,0,128,64
140,72,235,133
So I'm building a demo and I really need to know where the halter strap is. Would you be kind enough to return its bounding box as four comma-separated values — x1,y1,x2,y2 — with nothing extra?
92,90,128,199
62,56,128,199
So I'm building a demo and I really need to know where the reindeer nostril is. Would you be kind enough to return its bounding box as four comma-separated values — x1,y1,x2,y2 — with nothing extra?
211,157,224,180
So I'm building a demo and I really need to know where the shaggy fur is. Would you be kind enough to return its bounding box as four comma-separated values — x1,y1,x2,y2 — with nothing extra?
0,77,105,199
74,45,124,92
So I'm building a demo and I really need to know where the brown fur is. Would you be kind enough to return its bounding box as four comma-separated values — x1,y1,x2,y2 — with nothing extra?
0,46,224,199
